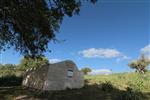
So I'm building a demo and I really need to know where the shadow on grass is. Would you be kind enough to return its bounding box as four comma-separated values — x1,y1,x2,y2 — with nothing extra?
0,79,150,100
0,75,23,87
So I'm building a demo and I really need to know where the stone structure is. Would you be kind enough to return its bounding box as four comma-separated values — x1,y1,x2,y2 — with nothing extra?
22,60,84,90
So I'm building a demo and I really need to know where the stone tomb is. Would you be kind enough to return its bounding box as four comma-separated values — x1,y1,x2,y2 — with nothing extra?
22,60,84,90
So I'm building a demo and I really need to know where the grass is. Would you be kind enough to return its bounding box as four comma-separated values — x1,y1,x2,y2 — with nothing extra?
1,84,149,100
0,70,150,100
85,72,150,92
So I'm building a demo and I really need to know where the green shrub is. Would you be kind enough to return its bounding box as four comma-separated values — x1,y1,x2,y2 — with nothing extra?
127,75,145,91
117,87,147,100
100,81,114,92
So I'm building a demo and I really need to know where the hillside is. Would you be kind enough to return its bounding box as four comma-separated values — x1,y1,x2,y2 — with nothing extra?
0,70,150,100
85,72,150,92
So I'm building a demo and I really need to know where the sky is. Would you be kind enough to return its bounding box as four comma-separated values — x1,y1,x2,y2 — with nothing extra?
0,0,150,73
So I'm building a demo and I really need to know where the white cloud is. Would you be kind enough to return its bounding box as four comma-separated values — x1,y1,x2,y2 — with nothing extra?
141,44,150,53
141,44,150,59
49,59,61,64
79,48,128,60
116,55,130,62
89,69,112,75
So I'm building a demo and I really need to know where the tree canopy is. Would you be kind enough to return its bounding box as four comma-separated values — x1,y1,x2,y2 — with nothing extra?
18,56,49,70
0,0,97,57
80,67,91,75
128,54,150,74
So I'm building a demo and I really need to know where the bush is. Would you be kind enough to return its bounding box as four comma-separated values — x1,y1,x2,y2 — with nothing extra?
100,81,114,92
117,87,147,100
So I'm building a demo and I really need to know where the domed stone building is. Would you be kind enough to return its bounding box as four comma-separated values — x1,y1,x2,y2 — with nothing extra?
22,60,84,90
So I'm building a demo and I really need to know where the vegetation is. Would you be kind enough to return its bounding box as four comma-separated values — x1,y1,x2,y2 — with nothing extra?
0,56,49,87
0,69,150,100
128,54,150,74
0,54,149,100
80,67,92,75
0,64,20,77
18,56,49,71
85,72,150,92
0,0,97,57
0,64,23,87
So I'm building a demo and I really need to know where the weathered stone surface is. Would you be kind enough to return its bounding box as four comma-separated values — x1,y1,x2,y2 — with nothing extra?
22,60,84,91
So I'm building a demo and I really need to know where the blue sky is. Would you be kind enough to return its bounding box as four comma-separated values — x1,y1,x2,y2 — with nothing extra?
0,0,149,73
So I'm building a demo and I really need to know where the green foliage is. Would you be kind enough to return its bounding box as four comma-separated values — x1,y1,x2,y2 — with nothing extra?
0,64,3,68
0,64,16,69
80,67,91,75
0,67,23,77
85,72,150,92
18,56,49,70
85,72,150,100
117,87,146,100
0,0,97,57
100,81,114,92
128,80,144,92
0,65,23,87
0,64,22,77
128,54,150,74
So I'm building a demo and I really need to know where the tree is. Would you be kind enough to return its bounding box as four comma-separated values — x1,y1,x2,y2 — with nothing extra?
0,0,97,57
80,67,91,75
18,56,49,70
0,64,3,68
2,64,16,69
128,54,150,74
